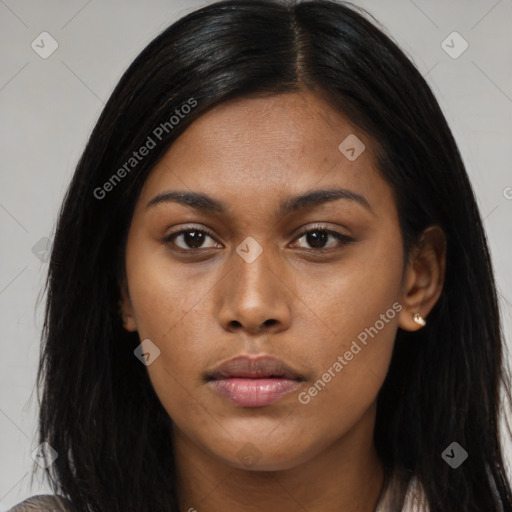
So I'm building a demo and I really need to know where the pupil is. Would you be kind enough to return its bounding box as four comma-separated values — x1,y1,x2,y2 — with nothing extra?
307,231,327,248
185,231,204,248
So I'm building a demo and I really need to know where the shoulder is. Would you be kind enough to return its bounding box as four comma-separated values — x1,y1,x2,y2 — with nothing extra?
7,494,74,512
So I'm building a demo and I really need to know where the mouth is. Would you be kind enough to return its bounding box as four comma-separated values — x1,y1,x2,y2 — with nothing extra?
206,355,304,408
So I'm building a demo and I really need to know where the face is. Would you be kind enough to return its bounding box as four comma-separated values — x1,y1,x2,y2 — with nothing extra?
121,90,417,472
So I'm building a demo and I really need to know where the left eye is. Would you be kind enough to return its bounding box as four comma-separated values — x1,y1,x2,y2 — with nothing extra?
292,228,353,250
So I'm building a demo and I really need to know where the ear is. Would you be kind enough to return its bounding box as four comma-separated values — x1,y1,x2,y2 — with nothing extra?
398,226,446,331
118,278,138,332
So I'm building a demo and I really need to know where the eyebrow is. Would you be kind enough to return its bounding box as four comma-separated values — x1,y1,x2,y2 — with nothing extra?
146,188,374,216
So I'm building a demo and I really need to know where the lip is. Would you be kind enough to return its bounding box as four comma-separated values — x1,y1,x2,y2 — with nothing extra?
206,355,304,407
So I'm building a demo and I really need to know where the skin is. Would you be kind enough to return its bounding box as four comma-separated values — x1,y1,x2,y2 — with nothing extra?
120,90,446,512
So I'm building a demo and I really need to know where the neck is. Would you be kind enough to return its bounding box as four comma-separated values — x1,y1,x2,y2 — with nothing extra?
173,402,385,512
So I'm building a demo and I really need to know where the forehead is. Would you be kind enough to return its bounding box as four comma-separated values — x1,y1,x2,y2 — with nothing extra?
136,90,395,220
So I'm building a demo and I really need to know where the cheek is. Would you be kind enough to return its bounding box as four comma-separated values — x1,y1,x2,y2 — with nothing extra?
294,232,403,417
128,274,207,398
124,241,217,416
130,286,209,432
290,310,399,452
125,237,205,338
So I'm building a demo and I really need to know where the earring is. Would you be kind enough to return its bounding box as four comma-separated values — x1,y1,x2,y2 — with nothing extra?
413,313,426,327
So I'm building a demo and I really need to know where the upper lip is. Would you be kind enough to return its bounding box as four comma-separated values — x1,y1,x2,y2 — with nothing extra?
207,355,304,381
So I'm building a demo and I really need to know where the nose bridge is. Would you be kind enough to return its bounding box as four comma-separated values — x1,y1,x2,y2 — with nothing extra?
233,237,281,305
217,236,292,333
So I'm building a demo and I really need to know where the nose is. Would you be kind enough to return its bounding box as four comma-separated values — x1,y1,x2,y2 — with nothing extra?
216,243,293,336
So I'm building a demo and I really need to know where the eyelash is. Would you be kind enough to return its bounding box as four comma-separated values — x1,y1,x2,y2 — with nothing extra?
163,224,354,253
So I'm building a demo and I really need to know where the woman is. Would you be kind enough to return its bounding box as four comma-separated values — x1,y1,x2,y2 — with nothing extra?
9,0,512,511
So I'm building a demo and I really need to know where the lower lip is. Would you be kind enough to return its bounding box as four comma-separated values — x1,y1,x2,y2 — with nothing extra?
208,378,302,407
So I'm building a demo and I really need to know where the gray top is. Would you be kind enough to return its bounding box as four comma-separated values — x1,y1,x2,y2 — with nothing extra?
7,494,73,512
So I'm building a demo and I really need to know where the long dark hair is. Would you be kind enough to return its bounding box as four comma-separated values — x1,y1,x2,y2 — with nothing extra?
34,1,512,510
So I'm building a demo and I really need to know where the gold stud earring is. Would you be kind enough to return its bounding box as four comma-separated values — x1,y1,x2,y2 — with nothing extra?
413,313,426,327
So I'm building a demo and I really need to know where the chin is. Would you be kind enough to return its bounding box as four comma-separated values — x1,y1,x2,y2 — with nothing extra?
217,438,321,473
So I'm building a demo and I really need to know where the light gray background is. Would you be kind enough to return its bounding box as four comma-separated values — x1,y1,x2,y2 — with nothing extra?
1,0,511,508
